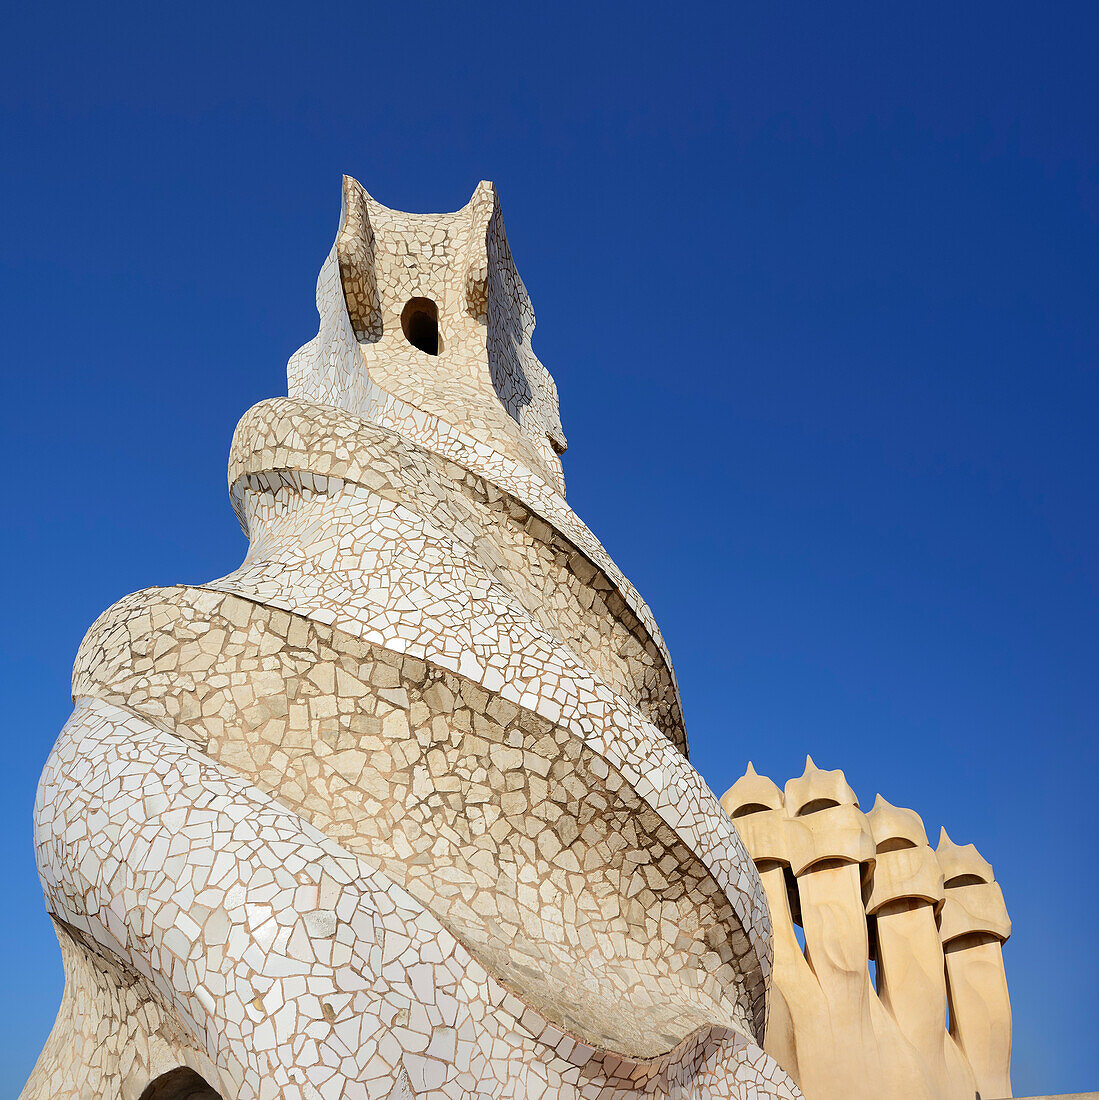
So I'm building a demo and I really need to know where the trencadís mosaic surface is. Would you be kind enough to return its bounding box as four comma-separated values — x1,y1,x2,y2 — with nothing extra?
21,179,801,1100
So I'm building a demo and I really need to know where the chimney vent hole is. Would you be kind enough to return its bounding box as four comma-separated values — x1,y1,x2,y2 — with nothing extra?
401,298,440,355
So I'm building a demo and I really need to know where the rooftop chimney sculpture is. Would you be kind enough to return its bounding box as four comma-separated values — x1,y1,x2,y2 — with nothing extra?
720,758,1013,1100
22,180,803,1100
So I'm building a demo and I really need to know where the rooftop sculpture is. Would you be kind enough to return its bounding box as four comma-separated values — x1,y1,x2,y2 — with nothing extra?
22,180,802,1099
721,758,1013,1099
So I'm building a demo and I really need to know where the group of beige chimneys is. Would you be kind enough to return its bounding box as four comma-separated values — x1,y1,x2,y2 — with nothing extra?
721,758,1012,1100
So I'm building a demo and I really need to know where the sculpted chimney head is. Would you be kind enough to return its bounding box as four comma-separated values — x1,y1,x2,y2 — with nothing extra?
783,757,875,875
866,794,930,852
935,828,996,888
784,755,860,818
289,176,568,498
720,762,790,869
864,795,944,914
720,762,784,819
936,828,1011,944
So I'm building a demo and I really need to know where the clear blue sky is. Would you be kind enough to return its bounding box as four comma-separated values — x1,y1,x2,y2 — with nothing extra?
2,3,1096,1094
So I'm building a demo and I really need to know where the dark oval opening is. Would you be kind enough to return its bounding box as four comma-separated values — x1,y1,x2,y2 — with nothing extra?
401,297,440,355
945,873,986,888
877,836,917,854
797,797,840,816
731,802,772,819
138,1066,223,1099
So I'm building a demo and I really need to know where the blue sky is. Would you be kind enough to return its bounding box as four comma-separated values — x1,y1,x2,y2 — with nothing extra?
2,2,1096,1093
